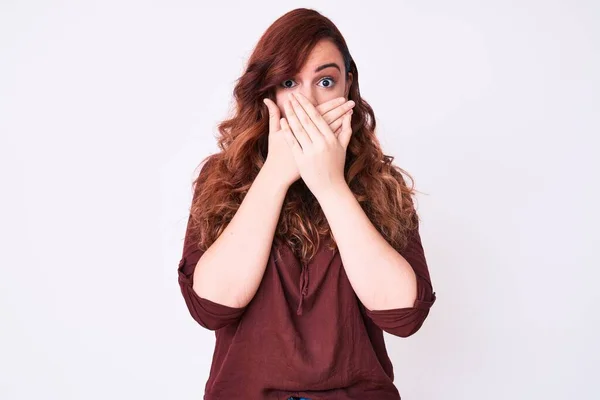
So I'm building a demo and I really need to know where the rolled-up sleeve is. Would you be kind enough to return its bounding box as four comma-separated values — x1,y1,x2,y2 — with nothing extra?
177,242,246,330
363,217,437,338
176,159,246,330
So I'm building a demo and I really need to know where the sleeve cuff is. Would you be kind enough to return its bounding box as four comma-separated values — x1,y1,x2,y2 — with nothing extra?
363,274,437,338
177,250,246,330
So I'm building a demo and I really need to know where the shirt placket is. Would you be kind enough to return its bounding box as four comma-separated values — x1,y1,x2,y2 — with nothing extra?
296,263,309,316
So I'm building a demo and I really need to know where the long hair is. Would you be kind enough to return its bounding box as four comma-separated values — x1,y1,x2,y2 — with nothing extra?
188,8,420,265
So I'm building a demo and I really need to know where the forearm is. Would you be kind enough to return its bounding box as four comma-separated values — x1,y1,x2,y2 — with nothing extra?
316,184,418,310
193,165,288,308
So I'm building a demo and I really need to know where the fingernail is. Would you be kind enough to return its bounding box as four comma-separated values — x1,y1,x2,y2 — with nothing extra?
348,100,355,107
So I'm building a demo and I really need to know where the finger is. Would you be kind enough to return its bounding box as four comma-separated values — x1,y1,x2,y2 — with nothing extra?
292,92,335,141
283,97,313,149
280,117,289,132
315,96,346,116
321,99,355,125
338,111,353,150
280,117,301,150
289,93,326,143
263,98,281,133
281,118,304,158
329,109,353,134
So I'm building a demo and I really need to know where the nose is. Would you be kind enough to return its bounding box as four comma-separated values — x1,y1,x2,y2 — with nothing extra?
296,86,317,107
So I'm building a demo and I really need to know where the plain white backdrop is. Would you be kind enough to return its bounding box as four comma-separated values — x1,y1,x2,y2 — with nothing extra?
1,1,598,399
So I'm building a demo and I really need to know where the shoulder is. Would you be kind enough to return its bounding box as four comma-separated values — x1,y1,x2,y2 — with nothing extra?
198,153,219,175
194,154,221,187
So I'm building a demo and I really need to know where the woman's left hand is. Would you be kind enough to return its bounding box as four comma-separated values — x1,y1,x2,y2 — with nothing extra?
281,92,354,199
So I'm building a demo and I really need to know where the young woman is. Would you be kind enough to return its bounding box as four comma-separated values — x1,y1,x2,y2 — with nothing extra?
177,8,437,400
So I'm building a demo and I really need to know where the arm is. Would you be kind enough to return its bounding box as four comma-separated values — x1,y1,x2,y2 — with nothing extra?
177,159,289,330
279,90,436,337
317,183,437,337
179,97,354,328
191,163,288,309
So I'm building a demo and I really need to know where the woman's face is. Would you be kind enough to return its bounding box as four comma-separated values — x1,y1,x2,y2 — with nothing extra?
274,39,353,118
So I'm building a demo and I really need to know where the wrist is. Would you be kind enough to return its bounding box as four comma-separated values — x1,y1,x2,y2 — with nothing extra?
259,162,292,194
315,180,351,206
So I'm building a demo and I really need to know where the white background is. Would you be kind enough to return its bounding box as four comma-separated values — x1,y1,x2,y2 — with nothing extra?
1,1,598,399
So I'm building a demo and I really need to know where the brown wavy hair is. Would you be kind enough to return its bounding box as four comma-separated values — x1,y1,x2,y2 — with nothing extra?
188,8,421,265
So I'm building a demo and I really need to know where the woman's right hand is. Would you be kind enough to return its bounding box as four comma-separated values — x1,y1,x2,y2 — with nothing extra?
262,96,355,188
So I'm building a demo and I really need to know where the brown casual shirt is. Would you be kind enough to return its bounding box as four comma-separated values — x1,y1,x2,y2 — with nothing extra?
177,161,437,400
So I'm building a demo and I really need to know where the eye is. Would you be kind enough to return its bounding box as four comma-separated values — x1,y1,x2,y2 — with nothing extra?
281,79,296,89
280,77,336,89
318,77,336,88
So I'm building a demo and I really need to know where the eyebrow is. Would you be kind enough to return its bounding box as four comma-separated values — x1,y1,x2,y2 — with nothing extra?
314,63,341,73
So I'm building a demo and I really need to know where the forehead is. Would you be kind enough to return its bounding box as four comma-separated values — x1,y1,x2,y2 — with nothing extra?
299,39,344,73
